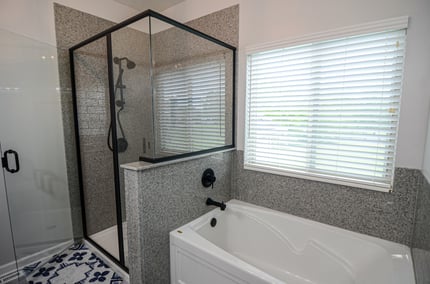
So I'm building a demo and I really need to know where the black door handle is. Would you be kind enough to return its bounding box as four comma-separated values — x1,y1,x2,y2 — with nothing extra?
1,149,20,173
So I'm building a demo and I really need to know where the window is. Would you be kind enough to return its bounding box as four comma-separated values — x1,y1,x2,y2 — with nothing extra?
245,23,407,191
155,60,226,154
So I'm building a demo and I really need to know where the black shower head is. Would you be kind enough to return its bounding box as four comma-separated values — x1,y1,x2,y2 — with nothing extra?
113,56,136,69
126,60,136,69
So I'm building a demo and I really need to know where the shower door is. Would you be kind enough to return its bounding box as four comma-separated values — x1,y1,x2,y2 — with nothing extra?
0,142,19,282
0,28,74,282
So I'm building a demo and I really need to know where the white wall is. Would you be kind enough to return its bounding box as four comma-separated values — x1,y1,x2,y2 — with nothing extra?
1,0,428,171
0,0,139,46
236,0,430,169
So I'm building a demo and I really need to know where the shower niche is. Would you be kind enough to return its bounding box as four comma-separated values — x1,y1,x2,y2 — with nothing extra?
69,10,235,269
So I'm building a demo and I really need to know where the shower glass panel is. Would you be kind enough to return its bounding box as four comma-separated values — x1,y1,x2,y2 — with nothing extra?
72,38,121,262
70,10,235,271
0,142,18,282
150,17,234,160
110,16,151,267
0,28,73,282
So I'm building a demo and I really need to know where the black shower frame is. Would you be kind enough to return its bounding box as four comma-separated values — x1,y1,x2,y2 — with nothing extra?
69,9,236,272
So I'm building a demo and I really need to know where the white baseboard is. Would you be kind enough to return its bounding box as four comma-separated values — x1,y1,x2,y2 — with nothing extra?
0,239,73,283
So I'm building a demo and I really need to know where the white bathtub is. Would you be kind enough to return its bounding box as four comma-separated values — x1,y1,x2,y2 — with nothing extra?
170,200,415,284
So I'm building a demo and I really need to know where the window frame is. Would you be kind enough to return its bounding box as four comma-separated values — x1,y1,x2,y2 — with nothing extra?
244,16,409,192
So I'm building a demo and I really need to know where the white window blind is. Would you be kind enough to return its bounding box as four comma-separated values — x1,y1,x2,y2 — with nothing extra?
245,29,407,191
155,61,226,154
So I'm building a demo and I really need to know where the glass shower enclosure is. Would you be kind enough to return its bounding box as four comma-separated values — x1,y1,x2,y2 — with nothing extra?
70,10,235,270
0,28,74,283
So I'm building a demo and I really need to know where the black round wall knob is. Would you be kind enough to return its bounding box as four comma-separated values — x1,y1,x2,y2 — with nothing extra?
202,168,216,188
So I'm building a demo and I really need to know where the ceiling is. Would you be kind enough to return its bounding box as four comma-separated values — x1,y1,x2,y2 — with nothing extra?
114,0,186,12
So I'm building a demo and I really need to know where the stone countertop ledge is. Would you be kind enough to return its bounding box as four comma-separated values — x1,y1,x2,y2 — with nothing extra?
120,148,235,172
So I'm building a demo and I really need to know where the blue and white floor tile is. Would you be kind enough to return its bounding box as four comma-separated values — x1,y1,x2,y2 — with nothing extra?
24,243,125,284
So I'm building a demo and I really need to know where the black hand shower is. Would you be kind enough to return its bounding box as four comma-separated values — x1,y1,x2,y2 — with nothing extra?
107,56,136,153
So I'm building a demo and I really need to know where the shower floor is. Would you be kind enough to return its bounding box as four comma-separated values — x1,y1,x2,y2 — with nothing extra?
90,222,128,266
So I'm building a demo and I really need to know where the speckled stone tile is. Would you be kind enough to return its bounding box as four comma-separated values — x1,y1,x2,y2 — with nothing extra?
54,3,115,240
412,248,430,284
54,3,152,239
151,5,237,152
121,6,239,281
412,175,430,250
184,5,239,47
124,151,233,284
232,150,421,246
124,170,143,284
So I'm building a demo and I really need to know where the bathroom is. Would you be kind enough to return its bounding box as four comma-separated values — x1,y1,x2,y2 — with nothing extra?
0,0,429,283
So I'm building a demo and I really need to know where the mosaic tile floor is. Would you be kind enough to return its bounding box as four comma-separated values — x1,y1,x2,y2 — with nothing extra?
24,243,125,284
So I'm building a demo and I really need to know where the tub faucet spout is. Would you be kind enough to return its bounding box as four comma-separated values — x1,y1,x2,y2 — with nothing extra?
206,198,226,211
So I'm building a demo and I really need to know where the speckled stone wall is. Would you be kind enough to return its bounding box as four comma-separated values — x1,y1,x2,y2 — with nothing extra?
412,248,430,284
232,150,421,246
54,4,151,238
413,176,430,249
72,40,118,235
124,151,233,284
110,26,151,227
124,6,239,283
150,5,238,158
412,176,430,283
54,3,115,239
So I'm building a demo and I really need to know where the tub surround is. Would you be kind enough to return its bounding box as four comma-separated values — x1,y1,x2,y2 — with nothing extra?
412,248,430,284
413,176,430,250
125,149,427,283
232,150,420,246
124,151,233,283
412,176,430,283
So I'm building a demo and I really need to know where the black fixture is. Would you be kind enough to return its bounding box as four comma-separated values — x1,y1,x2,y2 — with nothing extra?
1,149,20,173
210,218,217,227
206,198,226,211
107,56,136,153
202,168,216,188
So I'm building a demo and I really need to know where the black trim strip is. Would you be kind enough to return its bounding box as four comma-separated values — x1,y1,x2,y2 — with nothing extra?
69,48,88,239
232,50,237,148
